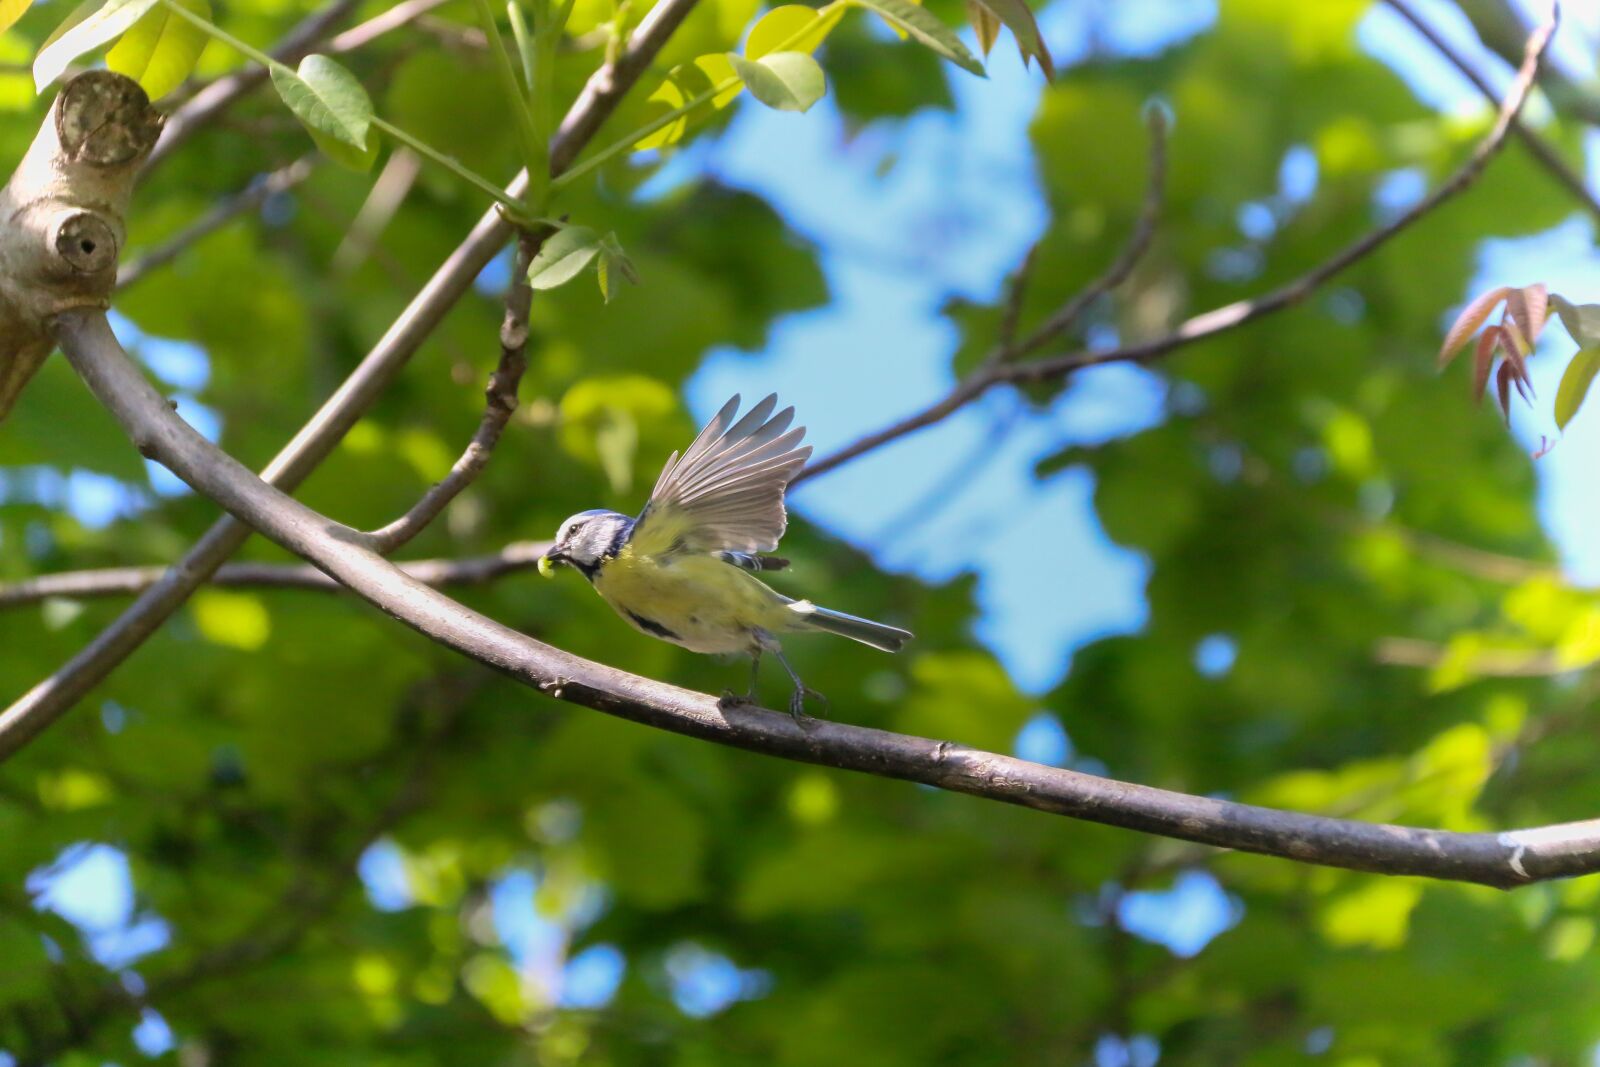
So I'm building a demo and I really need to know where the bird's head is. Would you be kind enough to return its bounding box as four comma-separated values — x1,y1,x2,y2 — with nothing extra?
538,509,633,577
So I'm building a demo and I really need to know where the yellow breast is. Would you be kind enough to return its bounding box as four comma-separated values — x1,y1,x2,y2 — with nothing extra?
592,547,791,655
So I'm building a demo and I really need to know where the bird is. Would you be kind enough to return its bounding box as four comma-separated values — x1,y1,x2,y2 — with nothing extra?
538,393,912,720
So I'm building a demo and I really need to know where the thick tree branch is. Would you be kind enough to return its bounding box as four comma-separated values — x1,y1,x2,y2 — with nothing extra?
0,0,701,762
0,542,550,606
50,307,1600,890
800,9,1556,482
363,235,536,554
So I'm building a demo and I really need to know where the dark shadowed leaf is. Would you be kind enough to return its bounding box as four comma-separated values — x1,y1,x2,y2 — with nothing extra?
966,0,1000,56
848,0,986,76
967,0,1052,77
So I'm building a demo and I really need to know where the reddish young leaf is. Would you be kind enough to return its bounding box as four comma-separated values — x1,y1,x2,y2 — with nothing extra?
1439,285,1512,368
1471,327,1499,402
1496,316,1533,397
1506,283,1548,349
1496,361,1514,424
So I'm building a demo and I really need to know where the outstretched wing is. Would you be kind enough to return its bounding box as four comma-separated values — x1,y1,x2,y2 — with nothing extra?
629,394,811,558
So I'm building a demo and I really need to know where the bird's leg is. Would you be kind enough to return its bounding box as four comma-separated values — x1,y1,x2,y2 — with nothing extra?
769,642,827,723
718,647,763,710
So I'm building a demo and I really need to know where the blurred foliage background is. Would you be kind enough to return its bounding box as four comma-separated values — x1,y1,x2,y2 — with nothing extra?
3,0,1600,1062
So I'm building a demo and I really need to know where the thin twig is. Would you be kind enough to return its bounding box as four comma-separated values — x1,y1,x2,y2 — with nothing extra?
1375,636,1569,677
1382,0,1600,226
0,0,704,761
1003,103,1169,364
364,235,537,553
0,542,550,607
50,304,1600,888
327,0,455,54
118,156,315,290
799,9,1557,483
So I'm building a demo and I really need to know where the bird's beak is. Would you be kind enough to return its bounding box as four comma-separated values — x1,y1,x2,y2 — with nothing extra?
537,549,566,578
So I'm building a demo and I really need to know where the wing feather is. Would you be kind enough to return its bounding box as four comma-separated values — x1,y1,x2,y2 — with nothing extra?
632,394,810,556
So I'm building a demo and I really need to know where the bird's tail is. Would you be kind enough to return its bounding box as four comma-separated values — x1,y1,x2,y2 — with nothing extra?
786,600,912,653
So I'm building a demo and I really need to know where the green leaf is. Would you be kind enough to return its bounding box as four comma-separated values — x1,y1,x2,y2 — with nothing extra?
527,225,602,290
635,54,739,151
106,0,210,100
847,0,985,76
596,233,639,303
1555,346,1600,430
745,4,844,57
729,52,826,112
33,0,161,91
966,0,1052,77
0,0,30,37
270,54,378,171
1551,293,1600,348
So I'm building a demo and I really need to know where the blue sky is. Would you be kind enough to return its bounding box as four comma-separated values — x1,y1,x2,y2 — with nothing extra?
22,0,1600,1052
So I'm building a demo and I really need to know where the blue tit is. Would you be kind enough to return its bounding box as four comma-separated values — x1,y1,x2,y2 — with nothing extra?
538,393,912,720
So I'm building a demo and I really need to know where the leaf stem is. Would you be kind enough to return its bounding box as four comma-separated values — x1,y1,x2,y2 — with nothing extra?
370,116,535,220
471,0,549,208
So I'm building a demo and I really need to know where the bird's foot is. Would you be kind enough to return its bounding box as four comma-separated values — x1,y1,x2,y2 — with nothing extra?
718,689,755,710
788,686,828,725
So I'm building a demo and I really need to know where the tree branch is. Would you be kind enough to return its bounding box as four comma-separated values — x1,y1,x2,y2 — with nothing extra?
363,234,536,554
799,7,1556,483
0,542,550,607
0,0,702,762
50,306,1600,890
1382,0,1600,227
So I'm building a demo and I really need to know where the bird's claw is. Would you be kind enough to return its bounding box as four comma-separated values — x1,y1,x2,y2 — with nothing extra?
718,689,754,710
788,686,828,724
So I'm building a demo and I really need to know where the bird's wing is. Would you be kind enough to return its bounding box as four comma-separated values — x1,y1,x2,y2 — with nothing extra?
629,394,811,558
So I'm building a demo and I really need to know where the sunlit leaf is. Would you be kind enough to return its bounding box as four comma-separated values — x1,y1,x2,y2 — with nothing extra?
746,3,843,57
34,0,161,91
635,53,739,150
271,53,378,171
729,51,826,112
106,0,210,100
527,225,602,289
1555,346,1600,430
0,0,30,37
847,0,985,76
